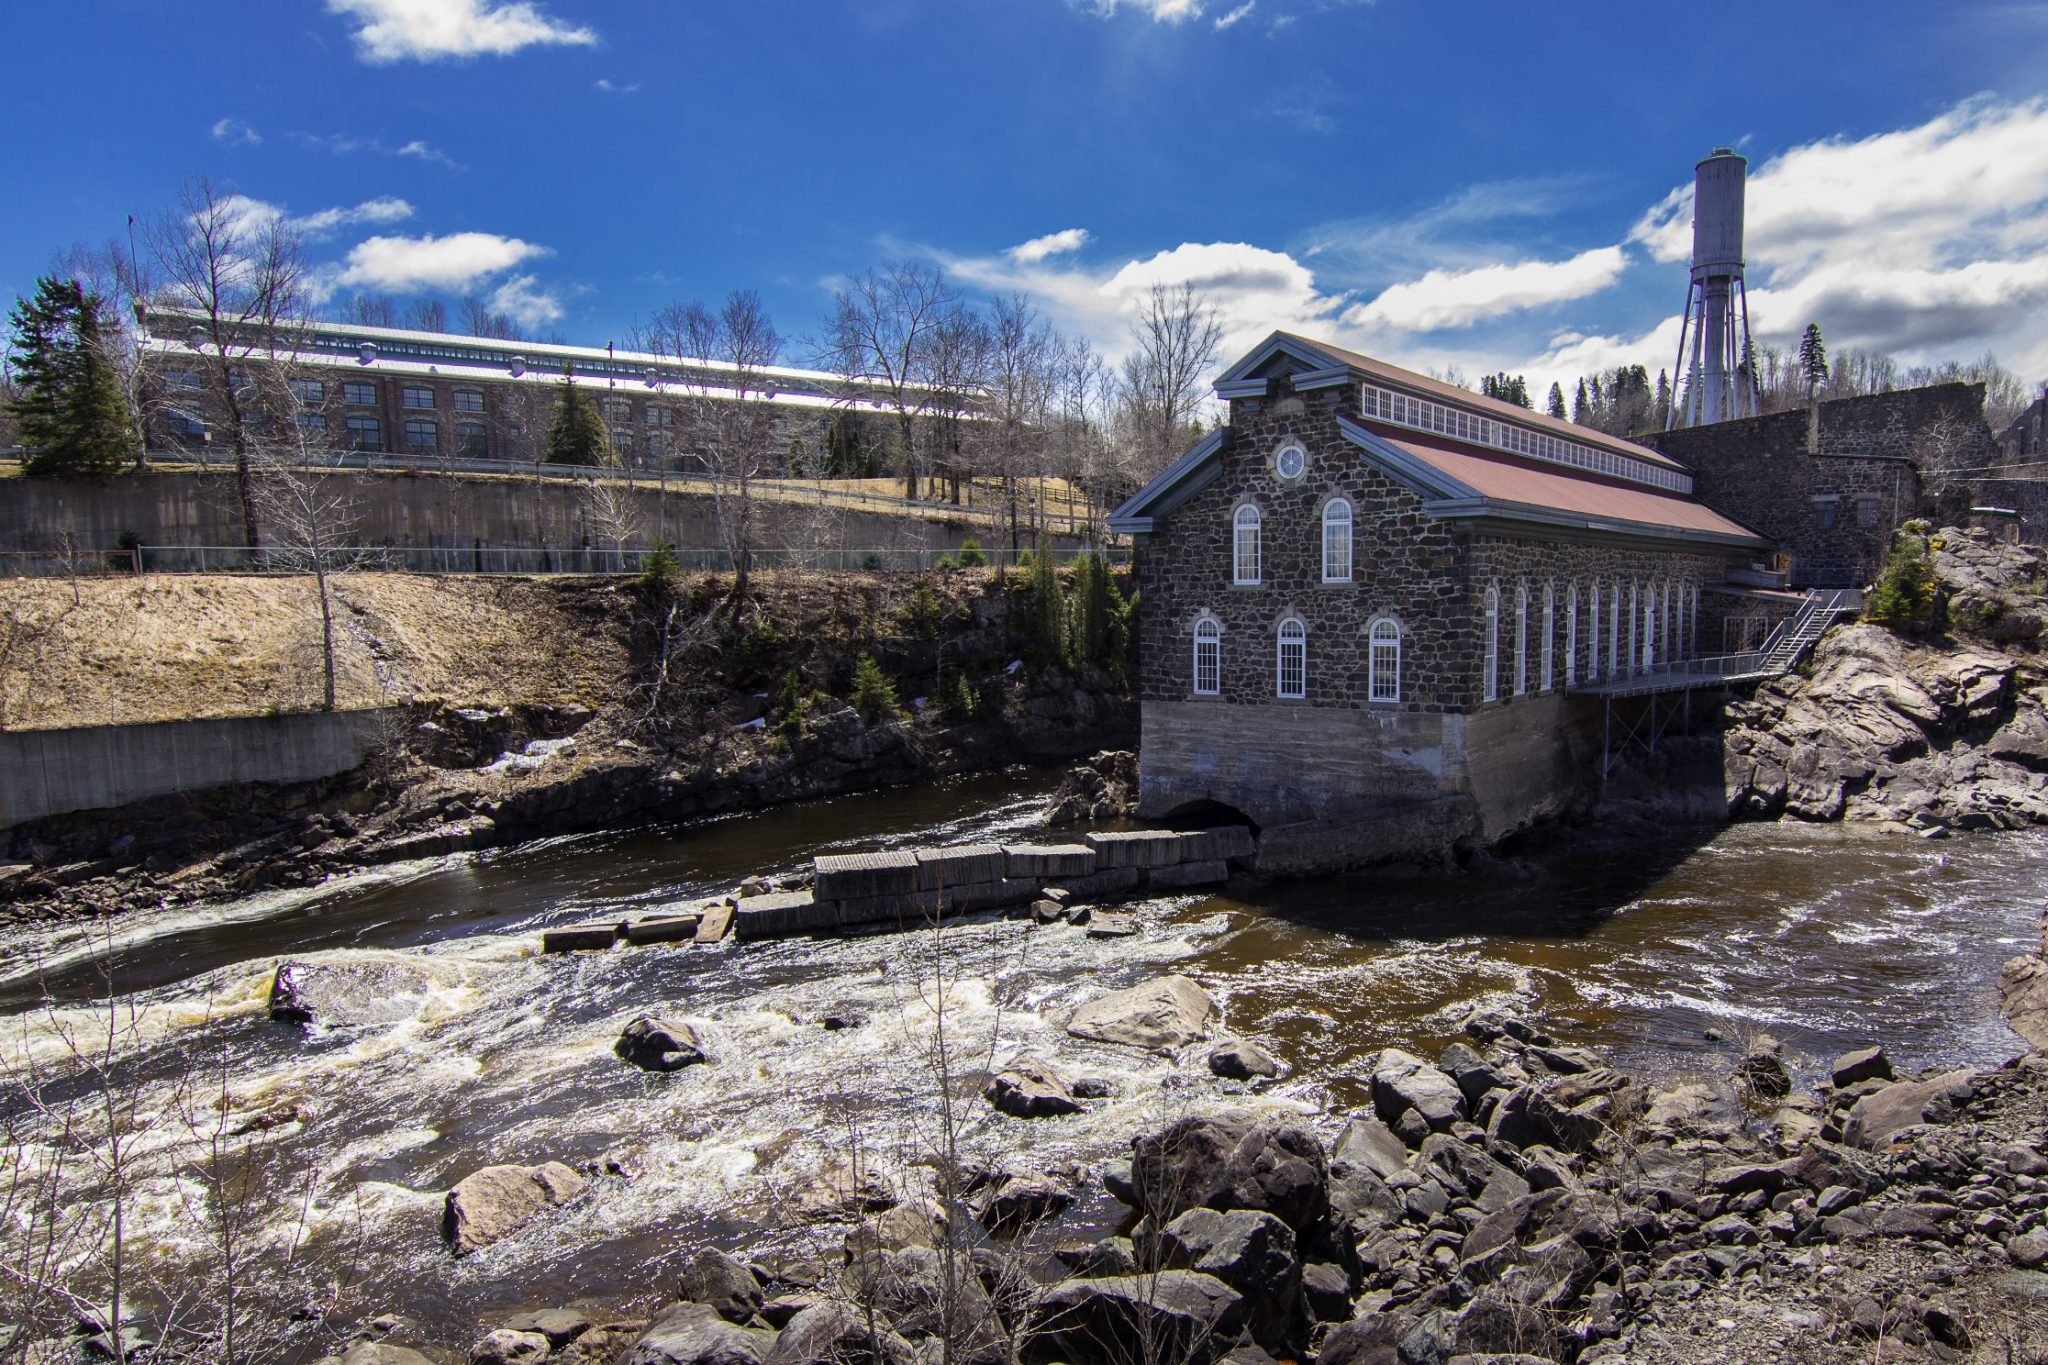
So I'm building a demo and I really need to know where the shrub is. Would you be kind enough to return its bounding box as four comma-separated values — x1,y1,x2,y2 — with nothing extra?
956,538,987,567
1865,531,1936,631
937,666,976,722
638,542,681,593
903,584,942,639
1026,541,1066,667
850,653,902,721
974,676,1006,718
775,668,816,736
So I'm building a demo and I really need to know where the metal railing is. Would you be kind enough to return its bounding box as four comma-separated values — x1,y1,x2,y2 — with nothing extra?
1570,586,1864,697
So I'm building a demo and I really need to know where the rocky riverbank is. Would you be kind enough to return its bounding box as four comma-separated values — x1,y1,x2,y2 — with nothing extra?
278,921,2048,1365
0,568,1136,926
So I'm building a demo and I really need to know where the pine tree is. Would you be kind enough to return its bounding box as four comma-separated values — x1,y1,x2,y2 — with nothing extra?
1546,382,1567,419
544,364,611,466
6,276,132,477
1571,378,1589,424
849,652,902,721
1654,369,1672,428
1798,324,1829,400
1026,538,1067,668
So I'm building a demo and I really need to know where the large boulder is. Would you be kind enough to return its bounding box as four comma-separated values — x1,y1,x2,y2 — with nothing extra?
269,957,454,1028
1209,1040,1285,1081
764,1301,915,1365
1368,1050,1466,1135
985,1057,1084,1118
976,1172,1076,1235
1131,1116,1329,1231
676,1249,765,1325
318,1347,439,1365
1842,1071,1981,1147
1025,1272,1245,1365
1153,1208,1302,1350
442,1162,588,1255
471,1330,550,1365
625,1302,773,1365
617,1017,713,1072
1067,975,1216,1050
1999,910,2048,1050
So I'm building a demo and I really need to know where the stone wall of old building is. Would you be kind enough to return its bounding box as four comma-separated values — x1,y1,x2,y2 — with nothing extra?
1644,384,2002,584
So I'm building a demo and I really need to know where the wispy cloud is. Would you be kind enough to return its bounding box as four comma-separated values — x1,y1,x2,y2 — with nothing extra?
1343,247,1628,333
209,117,261,147
485,272,565,327
216,194,416,240
1213,1,1256,29
593,77,639,94
1071,0,1204,22
325,0,597,63
1008,228,1092,264
292,131,468,172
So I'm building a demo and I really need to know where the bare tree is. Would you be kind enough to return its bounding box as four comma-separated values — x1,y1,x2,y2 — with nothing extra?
579,471,645,571
978,296,1058,557
642,291,783,612
1114,283,1223,499
822,262,961,500
342,294,397,328
140,178,310,549
460,293,525,341
1052,336,1117,538
405,298,447,333
923,306,991,507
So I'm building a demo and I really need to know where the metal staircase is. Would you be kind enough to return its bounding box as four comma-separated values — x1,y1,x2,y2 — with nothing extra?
1755,587,1864,675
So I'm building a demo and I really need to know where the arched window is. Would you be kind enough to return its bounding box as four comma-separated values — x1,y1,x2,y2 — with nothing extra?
1322,499,1353,582
1564,587,1579,687
1627,582,1640,674
1233,505,1261,585
1192,617,1221,696
1540,584,1555,692
1483,586,1500,702
1587,583,1600,682
1689,585,1700,658
1369,618,1401,703
1608,583,1621,678
1276,617,1306,699
1514,583,1529,696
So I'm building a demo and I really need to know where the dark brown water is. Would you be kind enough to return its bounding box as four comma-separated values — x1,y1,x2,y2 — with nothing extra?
2,769,2041,1344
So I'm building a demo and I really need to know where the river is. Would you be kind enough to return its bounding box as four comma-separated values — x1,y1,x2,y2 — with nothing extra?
1,767,2042,1348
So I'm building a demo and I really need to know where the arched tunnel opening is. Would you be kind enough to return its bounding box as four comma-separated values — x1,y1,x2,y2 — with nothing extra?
1155,799,1261,836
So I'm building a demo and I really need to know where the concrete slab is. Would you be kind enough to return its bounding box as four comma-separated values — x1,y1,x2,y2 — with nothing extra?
915,844,1006,889
1044,866,1143,900
952,879,1039,911
1147,859,1229,891
624,914,703,945
1002,843,1096,878
695,902,735,943
733,891,835,941
1085,830,1184,870
835,888,944,927
542,925,618,953
813,850,920,900
1175,827,1256,863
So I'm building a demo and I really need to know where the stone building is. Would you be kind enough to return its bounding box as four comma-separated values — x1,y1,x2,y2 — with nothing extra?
1645,383,1998,586
2000,391,2048,462
136,303,898,473
1109,333,1770,871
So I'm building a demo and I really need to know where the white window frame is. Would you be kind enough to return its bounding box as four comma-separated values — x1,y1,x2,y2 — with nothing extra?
1586,583,1600,683
1274,440,1307,480
1540,585,1555,691
1322,498,1353,583
1233,505,1262,585
1627,582,1640,674
1483,585,1500,702
1608,584,1621,678
1368,617,1401,704
1192,617,1221,697
1514,583,1529,696
1276,617,1307,700
1564,587,1578,687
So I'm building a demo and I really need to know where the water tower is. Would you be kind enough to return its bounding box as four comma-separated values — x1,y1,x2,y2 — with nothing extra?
1667,148,1758,428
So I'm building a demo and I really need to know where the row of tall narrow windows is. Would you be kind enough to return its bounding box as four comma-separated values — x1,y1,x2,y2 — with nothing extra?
1481,580,1701,702
1232,501,1355,585
1191,615,1402,703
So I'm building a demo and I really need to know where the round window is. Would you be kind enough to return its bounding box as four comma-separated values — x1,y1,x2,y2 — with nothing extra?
1275,441,1306,480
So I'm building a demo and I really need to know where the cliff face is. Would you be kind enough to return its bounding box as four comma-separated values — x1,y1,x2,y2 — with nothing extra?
1723,530,2048,832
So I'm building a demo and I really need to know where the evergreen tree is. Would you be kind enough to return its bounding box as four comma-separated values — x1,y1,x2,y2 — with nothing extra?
1571,378,1589,424
1798,324,1829,400
1479,372,1530,408
849,652,902,721
6,276,132,477
544,364,611,466
1026,538,1067,667
1654,369,1672,428
1546,382,1567,419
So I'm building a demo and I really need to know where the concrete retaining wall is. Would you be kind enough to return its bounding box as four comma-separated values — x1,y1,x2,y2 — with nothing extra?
0,708,398,830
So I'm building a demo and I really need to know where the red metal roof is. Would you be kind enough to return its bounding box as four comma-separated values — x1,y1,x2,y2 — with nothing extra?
1356,419,1764,542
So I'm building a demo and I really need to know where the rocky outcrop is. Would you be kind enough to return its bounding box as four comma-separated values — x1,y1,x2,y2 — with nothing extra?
442,1161,588,1256
615,1017,713,1072
1723,622,2048,828
1999,906,2048,1050
1041,749,1138,827
984,1056,1084,1118
1065,974,1216,1050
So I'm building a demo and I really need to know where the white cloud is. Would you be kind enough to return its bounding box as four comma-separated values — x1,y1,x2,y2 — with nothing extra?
213,194,416,241
327,231,551,293
1213,1,1256,29
485,273,565,327
1075,0,1204,22
593,78,639,94
1629,97,2048,377
1008,228,1092,264
1343,247,1627,333
210,117,261,146
396,139,462,169
326,0,597,63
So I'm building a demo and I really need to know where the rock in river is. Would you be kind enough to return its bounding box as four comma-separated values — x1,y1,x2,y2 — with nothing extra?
616,1016,713,1072
442,1161,589,1255
985,1055,1084,1118
1066,974,1216,1050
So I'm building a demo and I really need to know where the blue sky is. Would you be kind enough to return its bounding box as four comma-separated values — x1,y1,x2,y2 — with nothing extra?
7,0,2048,396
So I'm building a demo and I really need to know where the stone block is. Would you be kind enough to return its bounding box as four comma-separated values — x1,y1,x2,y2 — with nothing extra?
695,902,734,943
1043,866,1143,901
733,891,836,941
812,850,920,900
834,888,945,927
1003,843,1097,879
542,924,618,953
915,844,1005,890
1175,827,1256,864
1084,830,1184,870
1146,859,1228,891
952,879,1039,911
624,914,702,945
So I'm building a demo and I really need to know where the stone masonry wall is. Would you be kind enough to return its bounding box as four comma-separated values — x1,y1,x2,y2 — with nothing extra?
1970,479,2048,547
